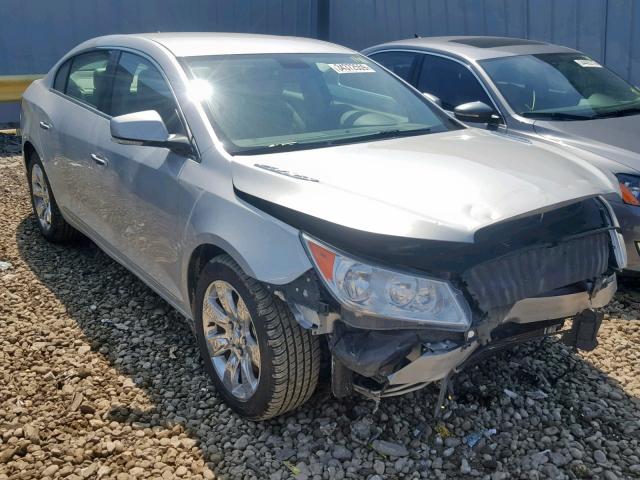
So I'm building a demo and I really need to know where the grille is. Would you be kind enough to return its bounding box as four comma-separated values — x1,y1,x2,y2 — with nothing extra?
462,231,610,313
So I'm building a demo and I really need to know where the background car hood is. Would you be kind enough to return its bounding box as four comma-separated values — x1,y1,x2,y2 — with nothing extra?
231,129,617,243
533,116,640,174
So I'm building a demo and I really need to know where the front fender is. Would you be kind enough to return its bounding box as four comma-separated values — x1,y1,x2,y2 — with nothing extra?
179,188,313,311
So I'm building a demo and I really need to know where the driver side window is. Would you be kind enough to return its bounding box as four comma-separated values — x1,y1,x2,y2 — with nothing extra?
110,52,185,135
417,55,492,111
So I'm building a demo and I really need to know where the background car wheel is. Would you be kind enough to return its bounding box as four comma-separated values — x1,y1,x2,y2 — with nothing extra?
194,254,320,420
27,152,78,242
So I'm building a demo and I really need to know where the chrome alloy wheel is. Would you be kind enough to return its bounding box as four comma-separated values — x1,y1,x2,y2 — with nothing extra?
31,164,52,229
202,280,261,400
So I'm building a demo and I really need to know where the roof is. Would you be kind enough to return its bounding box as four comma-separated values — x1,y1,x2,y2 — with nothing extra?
132,32,354,57
362,36,577,61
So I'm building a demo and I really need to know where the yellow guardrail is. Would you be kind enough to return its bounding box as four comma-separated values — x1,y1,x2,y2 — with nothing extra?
0,75,44,102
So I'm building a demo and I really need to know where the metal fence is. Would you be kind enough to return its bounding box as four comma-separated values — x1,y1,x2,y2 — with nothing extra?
2,0,640,124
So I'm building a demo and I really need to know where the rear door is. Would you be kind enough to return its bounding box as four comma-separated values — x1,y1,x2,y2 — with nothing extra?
49,49,116,232
90,50,194,300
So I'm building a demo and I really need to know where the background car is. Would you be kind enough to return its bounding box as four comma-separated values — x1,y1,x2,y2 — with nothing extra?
364,36,640,273
22,33,624,419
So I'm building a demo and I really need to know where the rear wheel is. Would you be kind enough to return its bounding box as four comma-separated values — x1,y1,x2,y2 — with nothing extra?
27,153,77,242
194,255,320,419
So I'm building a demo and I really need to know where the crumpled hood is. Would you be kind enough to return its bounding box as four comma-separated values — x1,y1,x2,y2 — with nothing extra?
533,117,640,174
231,129,618,243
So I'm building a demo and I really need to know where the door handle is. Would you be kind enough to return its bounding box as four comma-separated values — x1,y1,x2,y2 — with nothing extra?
39,121,52,130
90,153,108,166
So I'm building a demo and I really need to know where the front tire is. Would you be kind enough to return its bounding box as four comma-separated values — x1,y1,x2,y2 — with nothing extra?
194,255,320,419
27,152,77,242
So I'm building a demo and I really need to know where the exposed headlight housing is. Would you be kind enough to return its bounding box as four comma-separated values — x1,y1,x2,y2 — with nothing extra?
302,234,471,330
616,173,640,206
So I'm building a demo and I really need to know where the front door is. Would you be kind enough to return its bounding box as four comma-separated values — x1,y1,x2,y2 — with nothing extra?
90,51,193,301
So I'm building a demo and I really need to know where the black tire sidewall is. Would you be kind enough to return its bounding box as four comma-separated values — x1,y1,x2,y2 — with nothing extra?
194,258,277,419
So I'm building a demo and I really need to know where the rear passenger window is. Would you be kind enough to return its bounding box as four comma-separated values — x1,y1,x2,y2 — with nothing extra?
110,52,185,135
369,51,419,81
65,50,112,111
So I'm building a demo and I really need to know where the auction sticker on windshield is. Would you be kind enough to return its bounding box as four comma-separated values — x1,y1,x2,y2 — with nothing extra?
329,63,375,74
574,58,602,68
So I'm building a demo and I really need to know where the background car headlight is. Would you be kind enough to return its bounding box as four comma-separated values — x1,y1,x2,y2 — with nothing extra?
302,234,471,330
616,173,640,206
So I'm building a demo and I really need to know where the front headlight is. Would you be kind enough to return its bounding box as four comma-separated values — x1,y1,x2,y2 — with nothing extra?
302,234,471,330
616,173,640,206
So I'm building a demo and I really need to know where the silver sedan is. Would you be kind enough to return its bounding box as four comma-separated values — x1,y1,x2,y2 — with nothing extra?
22,33,625,419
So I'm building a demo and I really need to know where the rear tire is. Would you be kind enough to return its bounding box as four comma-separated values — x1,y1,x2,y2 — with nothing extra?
194,254,320,419
27,152,78,242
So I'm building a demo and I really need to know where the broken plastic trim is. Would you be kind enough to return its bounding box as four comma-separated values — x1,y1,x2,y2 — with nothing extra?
263,269,341,333
348,308,604,403
328,321,464,378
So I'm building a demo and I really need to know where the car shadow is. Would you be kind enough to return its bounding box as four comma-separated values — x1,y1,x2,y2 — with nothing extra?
0,132,22,160
14,213,640,478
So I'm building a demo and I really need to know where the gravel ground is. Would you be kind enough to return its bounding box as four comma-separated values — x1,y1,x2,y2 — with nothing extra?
1,131,640,480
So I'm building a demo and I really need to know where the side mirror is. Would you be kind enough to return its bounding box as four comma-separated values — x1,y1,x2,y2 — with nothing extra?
422,92,442,107
110,110,193,156
453,101,501,124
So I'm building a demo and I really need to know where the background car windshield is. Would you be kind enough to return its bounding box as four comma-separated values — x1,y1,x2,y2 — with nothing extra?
181,53,457,154
481,53,640,119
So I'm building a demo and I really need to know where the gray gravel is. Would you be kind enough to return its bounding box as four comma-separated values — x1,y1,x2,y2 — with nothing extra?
1,131,640,479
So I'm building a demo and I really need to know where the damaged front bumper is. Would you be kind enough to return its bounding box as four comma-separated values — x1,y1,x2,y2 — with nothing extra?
329,273,616,399
388,274,615,387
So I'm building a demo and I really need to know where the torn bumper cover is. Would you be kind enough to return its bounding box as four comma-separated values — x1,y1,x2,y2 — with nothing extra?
330,274,615,392
387,274,615,386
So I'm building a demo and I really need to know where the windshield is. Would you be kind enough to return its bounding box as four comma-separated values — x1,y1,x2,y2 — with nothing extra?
480,53,640,120
181,53,459,154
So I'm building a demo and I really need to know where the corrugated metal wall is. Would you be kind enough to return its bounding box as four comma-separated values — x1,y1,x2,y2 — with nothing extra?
2,0,640,125
329,0,640,86
0,0,319,76
4,0,639,82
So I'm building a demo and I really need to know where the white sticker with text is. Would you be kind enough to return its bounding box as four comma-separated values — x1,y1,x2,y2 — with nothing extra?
329,63,375,74
575,58,602,68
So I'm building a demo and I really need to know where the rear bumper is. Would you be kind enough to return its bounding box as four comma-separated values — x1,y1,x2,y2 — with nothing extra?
385,274,616,386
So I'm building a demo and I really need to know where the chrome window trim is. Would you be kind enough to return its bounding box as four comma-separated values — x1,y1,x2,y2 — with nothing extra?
367,48,504,121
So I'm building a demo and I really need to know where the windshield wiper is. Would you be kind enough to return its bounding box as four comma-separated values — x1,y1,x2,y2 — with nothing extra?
591,106,640,119
233,128,433,155
349,127,433,142
235,141,328,155
520,111,595,121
